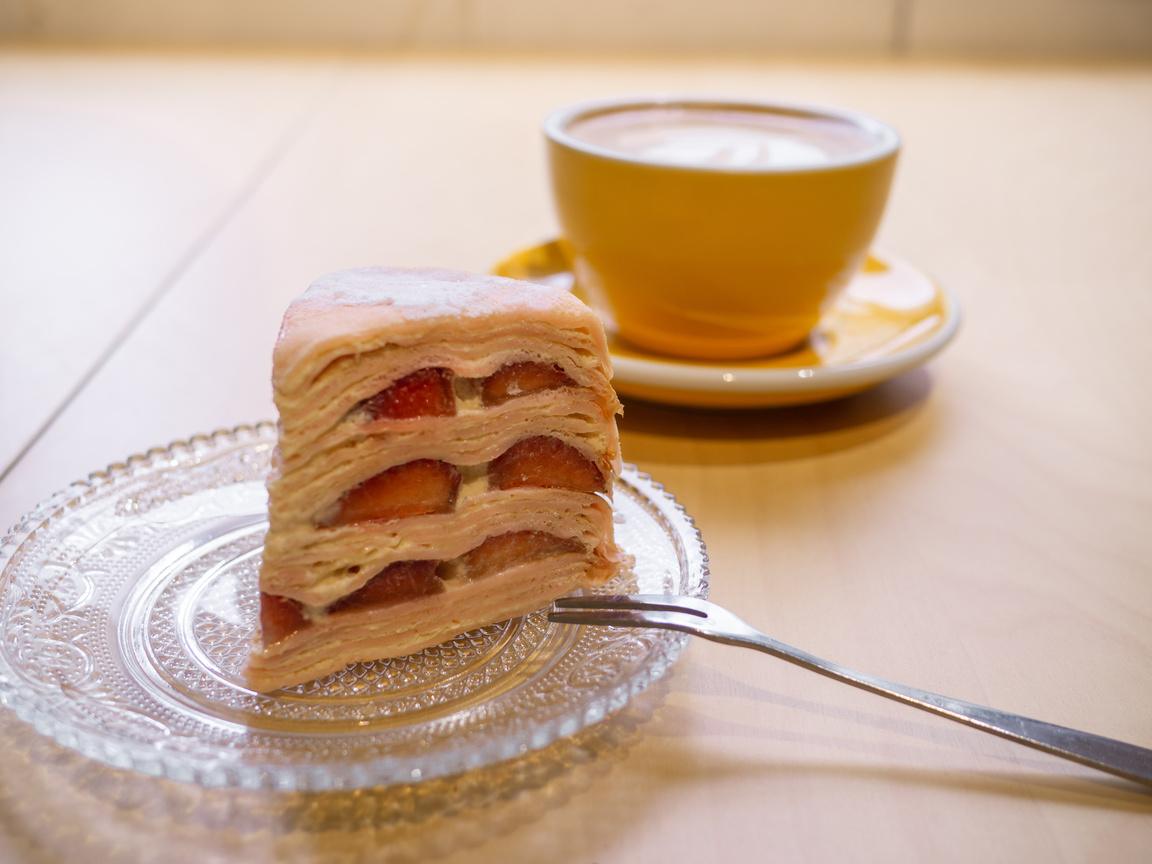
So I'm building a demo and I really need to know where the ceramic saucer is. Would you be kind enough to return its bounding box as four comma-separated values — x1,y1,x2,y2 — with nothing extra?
494,240,960,408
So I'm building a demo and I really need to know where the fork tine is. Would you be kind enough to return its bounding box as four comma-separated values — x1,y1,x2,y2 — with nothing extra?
547,606,708,634
547,608,651,627
552,593,711,618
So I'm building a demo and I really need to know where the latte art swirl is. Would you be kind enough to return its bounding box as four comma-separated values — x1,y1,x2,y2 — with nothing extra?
568,106,879,169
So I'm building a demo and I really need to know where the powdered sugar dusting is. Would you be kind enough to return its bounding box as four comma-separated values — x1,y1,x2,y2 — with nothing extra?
294,267,585,320
271,266,608,396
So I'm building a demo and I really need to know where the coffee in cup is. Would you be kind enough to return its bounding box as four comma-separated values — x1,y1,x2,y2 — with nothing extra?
543,96,900,360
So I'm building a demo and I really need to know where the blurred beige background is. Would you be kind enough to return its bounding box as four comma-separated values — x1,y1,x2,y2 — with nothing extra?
1,0,1150,56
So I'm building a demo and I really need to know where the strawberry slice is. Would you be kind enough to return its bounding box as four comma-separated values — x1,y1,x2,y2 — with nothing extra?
488,436,605,493
327,559,443,614
260,593,310,646
327,459,462,526
481,362,575,406
360,368,456,420
464,531,584,580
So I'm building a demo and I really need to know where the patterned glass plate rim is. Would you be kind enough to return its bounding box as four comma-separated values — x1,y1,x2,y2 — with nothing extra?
0,423,710,791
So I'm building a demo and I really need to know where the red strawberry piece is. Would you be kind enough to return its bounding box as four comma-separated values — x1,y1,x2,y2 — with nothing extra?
361,368,456,420
464,531,584,580
488,436,605,493
327,559,443,614
481,362,575,406
260,593,309,646
329,459,461,526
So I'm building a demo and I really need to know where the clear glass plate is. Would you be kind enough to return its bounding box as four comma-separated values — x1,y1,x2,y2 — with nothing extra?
0,424,709,791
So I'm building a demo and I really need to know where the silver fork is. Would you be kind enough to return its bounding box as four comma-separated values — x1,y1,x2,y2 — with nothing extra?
549,594,1152,788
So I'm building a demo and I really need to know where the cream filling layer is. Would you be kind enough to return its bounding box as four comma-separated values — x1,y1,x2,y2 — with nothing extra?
275,337,617,464
261,488,614,606
266,395,618,527
246,554,591,691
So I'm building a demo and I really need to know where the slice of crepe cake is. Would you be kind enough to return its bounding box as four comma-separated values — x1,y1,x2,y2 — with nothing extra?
246,266,623,691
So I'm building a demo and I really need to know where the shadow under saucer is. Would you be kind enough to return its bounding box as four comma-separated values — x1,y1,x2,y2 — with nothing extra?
618,367,935,466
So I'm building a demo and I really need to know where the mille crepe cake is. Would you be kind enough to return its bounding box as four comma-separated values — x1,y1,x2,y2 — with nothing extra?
246,267,624,691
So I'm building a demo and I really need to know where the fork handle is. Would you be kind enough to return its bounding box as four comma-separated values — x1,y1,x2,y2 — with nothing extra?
716,629,1152,788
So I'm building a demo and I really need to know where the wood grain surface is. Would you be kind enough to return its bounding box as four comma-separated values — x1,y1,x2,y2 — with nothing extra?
1,48,1150,863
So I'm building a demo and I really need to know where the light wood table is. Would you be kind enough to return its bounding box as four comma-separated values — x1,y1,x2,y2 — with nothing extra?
2,48,1150,863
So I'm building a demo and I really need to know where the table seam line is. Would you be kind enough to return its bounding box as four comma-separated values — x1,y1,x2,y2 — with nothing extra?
0,66,342,492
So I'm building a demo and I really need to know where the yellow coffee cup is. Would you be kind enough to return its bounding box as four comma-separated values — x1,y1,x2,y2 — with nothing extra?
543,95,900,360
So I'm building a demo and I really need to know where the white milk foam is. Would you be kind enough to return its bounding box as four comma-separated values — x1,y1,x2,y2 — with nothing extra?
568,107,876,169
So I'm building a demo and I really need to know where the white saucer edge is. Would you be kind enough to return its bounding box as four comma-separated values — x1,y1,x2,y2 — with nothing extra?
610,281,961,395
